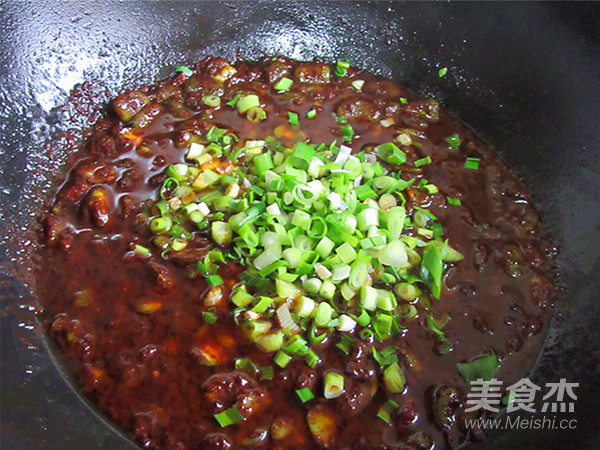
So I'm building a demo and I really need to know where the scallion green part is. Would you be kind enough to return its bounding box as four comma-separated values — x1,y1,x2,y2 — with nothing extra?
296,387,315,403
377,399,399,424
274,77,293,91
133,244,151,256
341,123,354,142
206,274,223,287
376,142,406,165
383,362,405,394
288,111,299,126
373,345,399,366
202,311,218,324
214,405,244,427
175,65,193,76
464,157,480,170
414,156,432,168
458,351,501,383
226,92,241,107
445,134,461,148
438,67,448,78
260,365,274,380
335,57,350,77
202,95,221,107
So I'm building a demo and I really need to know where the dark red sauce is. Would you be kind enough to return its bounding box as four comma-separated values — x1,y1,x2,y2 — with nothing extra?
34,57,558,449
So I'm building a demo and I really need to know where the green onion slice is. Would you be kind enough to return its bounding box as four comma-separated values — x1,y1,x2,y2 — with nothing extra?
214,405,244,427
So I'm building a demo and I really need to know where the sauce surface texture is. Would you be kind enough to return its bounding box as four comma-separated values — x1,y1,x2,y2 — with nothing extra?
36,57,558,449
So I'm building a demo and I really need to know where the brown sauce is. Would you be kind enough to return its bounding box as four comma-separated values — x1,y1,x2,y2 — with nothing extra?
34,57,558,449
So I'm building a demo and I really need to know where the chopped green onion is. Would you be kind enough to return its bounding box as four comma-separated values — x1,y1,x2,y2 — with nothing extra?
446,196,461,206
231,284,253,307
458,351,501,383
341,123,354,142
464,157,480,170
175,65,193,76
414,156,432,167
359,285,378,311
133,244,151,256
211,221,232,245
306,109,318,119
383,362,405,394
376,289,396,311
377,399,399,424
237,94,261,113
335,243,357,264
226,92,241,107
426,313,450,336
314,302,333,327
319,280,336,299
274,350,292,368
146,126,464,372
399,97,408,104
202,311,218,324
394,283,418,302
251,296,274,314
323,371,345,399
372,345,399,366
438,67,448,78
397,304,418,320
256,331,284,352
206,274,223,287
234,358,259,378
372,312,394,340
296,388,315,403
379,241,408,267
335,58,350,77
288,111,299,126
171,238,187,252
296,296,316,317
274,77,293,91
354,185,377,201
202,95,221,107
214,405,244,427
290,142,316,170
336,334,355,354
351,79,364,91
260,365,274,380
292,210,311,230
254,152,274,176
354,309,371,327
246,106,267,122
242,320,271,340
276,278,301,299
166,163,189,182
305,349,321,368
420,241,443,299
376,142,406,165
445,134,461,148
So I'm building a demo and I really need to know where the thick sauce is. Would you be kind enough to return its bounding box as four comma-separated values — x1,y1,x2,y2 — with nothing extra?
35,57,558,449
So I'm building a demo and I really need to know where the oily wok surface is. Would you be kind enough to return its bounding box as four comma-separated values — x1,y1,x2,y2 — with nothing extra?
0,2,598,449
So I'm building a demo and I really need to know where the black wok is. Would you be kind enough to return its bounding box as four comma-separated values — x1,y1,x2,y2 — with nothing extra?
1,1,598,449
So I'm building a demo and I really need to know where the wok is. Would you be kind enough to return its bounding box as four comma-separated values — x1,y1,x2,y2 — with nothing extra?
0,1,598,448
